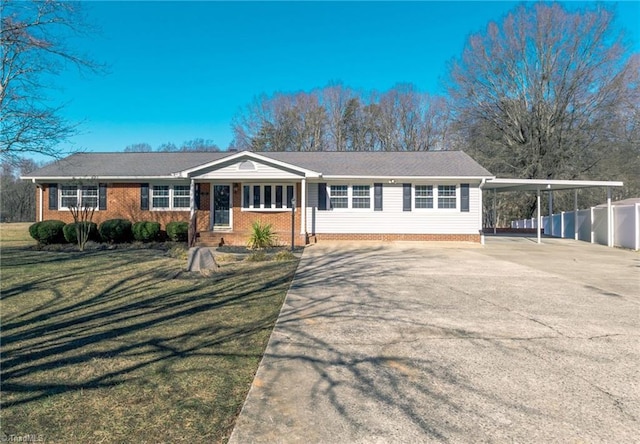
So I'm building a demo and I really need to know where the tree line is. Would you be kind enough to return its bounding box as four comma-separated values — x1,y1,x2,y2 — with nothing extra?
124,138,220,152
231,83,451,152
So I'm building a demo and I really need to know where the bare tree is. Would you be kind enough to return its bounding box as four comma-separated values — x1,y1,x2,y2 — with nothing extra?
448,3,638,181
178,138,220,152
231,83,452,152
124,143,153,152
0,157,38,221
1,0,102,163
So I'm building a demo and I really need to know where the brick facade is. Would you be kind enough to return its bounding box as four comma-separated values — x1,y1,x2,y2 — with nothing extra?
38,182,481,246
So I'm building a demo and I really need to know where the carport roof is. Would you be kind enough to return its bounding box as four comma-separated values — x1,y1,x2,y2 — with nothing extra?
485,178,624,192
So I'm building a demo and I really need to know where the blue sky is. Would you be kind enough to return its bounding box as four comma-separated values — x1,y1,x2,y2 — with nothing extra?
52,1,639,154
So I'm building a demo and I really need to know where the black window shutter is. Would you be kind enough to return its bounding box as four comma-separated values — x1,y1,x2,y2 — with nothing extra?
403,183,411,212
140,183,149,210
460,183,469,212
99,183,107,210
243,185,250,208
374,183,383,211
287,185,294,208
195,183,201,210
318,183,327,210
48,184,58,210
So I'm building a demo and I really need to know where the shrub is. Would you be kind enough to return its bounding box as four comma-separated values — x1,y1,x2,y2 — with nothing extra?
99,219,133,243
166,221,189,242
28,222,39,240
29,220,66,245
247,221,277,250
132,221,161,242
63,222,99,244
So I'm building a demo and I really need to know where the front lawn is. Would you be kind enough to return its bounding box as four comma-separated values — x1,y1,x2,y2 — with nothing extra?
0,239,298,443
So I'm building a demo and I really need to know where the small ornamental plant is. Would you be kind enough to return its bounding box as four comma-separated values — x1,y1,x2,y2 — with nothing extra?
247,221,276,250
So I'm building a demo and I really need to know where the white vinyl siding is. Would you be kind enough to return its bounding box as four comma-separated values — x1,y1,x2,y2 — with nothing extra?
307,182,481,235
195,159,304,180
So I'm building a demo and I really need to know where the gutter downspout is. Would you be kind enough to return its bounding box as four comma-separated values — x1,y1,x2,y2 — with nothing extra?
33,180,43,222
537,188,542,244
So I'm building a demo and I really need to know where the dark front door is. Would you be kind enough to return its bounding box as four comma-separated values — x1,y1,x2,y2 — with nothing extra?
212,185,231,229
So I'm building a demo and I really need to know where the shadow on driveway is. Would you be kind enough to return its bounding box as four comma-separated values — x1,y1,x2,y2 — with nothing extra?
230,240,639,443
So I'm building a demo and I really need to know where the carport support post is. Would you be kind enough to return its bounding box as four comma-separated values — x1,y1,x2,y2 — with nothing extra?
493,189,497,234
607,187,613,247
537,189,541,244
574,190,579,240
548,189,554,237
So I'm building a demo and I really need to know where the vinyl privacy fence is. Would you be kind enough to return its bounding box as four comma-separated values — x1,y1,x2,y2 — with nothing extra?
511,203,640,250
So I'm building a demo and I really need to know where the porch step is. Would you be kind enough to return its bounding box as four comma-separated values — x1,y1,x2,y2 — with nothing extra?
197,231,244,247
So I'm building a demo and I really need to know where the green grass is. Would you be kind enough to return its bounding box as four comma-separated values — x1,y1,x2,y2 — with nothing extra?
0,230,299,443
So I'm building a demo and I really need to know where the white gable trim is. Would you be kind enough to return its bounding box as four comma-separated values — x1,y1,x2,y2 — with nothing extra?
173,151,322,178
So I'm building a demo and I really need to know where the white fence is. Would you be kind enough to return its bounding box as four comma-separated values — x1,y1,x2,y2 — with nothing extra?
511,203,640,250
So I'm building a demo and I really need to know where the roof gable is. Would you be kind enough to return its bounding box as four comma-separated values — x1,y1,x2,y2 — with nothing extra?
175,151,321,178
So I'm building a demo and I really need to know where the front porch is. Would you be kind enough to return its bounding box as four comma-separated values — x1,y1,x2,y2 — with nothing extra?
188,181,308,248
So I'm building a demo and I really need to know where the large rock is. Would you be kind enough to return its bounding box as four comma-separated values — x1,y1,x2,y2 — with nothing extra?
187,247,219,275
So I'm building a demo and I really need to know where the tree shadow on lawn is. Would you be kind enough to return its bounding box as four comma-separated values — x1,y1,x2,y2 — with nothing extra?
0,247,297,411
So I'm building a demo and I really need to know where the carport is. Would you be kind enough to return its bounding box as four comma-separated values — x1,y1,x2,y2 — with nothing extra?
483,179,624,246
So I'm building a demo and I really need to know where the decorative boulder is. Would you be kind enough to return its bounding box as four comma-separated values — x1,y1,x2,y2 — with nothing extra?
187,247,219,276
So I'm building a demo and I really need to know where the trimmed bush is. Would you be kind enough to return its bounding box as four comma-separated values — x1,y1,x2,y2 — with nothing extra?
132,221,161,242
28,222,39,240
166,221,189,242
63,222,99,244
29,220,67,245
99,219,133,243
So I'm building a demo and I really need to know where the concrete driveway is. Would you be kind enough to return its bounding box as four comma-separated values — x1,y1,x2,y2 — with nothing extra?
229,237,639,443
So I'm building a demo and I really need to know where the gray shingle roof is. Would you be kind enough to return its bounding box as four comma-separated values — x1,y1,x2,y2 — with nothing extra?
23,150,493,179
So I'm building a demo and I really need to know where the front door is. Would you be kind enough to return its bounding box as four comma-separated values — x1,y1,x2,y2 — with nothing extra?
212,184,231,230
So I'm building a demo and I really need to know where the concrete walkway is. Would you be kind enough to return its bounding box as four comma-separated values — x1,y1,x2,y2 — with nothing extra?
229,238,639,443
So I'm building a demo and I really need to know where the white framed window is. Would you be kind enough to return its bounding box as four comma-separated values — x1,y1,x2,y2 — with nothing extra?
352,185,370,209
437,185,457,209
242,184,294,210
328,184,372,209
415,185,434,209
173,185,190,208
329,185,348,208
151,184,190,210
59,185,98,209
